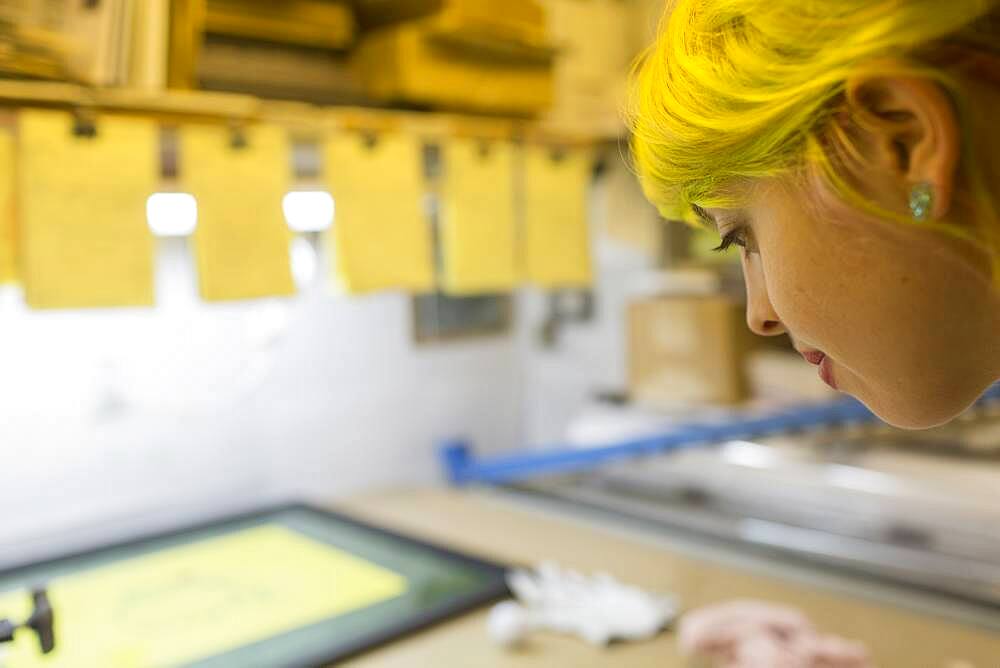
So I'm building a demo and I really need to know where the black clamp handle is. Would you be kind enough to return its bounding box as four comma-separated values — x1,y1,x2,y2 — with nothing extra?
0,586,56,655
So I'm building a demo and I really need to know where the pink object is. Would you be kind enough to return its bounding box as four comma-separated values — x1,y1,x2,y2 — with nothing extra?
678,600,873,668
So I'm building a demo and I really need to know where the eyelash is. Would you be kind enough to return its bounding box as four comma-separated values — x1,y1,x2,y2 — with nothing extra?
712,228,750,253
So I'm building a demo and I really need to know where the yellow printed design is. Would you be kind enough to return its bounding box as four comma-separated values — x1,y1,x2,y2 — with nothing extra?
0,525,408,667
440,139,518,294
0,128,15,284
18,110,157,308
181,124,295,301
325,133,434,294
522,146,593,288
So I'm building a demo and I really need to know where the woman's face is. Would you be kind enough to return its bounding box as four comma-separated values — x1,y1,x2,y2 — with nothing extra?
699,72,1000,428
706,174,1000,429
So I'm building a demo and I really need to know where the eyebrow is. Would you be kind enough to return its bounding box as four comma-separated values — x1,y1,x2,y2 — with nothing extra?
690,204,717,230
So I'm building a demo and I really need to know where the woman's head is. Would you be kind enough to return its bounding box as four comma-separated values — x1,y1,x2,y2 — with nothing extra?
629,0,1000,428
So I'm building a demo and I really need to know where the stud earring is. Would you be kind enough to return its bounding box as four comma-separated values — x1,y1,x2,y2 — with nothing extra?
909,182,934,222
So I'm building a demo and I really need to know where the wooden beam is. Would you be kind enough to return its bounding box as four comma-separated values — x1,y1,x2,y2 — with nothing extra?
0,80,608,146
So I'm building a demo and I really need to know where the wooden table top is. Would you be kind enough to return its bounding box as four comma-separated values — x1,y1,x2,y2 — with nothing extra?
334,487,999,668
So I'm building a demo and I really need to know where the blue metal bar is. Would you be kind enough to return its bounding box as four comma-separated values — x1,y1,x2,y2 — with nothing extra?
440,385,1000,486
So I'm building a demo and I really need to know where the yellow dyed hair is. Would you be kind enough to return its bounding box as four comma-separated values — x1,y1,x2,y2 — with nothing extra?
628,0,1000,269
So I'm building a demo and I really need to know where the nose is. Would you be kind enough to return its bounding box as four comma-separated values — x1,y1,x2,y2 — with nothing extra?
742,252,786,337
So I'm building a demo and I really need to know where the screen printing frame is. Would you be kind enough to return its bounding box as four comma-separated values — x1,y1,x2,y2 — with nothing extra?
0,502,512,667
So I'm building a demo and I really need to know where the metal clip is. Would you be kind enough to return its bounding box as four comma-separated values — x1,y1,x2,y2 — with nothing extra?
361,131,379,151
229,123,248,150
477,139,492,160
71,108,97,139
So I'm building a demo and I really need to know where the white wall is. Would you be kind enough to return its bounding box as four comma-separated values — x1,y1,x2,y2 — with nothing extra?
517,155,660,446
0,152,659,564
0,240,523,563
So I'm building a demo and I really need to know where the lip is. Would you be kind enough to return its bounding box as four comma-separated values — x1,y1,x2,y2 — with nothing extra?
798,349,838,390
800,350,826,366
818,356,837,390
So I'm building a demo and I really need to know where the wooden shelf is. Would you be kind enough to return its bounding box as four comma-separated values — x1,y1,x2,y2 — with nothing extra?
0,80,259,120
0,79,616,146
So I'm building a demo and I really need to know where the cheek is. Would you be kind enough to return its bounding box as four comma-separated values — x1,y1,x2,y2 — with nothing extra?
747,178,997,427
752,190,896,378
754,213,854,343
754,193,970,374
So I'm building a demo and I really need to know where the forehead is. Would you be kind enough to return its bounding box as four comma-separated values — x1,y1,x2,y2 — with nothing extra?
689,178,768,223
694,177,794,226
693,204,746,229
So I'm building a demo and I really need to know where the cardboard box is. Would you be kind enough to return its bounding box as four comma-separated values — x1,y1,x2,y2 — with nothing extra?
205,0,355,50
628,295,753,406
1,0,131,85
540,0,640,135
197,34,365,104
169,0,355,91
353,8,554,114
355,0,546,42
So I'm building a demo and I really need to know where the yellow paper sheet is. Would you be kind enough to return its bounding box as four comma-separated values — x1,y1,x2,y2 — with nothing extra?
181,124,295,301
324,133,434,294
0,525,408,668
18,110,157,308
440,139,518,294
522,146,593,288
0,127,15,284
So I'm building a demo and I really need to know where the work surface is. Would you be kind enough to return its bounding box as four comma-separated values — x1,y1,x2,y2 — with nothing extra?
336,488,1000,668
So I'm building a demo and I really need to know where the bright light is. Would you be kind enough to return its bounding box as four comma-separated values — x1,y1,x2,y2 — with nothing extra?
721,441,779,469
824,464,901,495
283,191,334,233
146,193,198,237
290,237,318,288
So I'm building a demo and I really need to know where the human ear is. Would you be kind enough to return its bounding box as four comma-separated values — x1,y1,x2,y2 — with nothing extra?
844,72,960,219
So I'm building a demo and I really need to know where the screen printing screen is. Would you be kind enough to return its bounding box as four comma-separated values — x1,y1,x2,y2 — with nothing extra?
0,505,508,667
